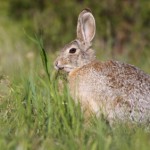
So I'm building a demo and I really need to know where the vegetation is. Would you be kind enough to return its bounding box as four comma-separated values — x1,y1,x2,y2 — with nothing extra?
0,0,150,149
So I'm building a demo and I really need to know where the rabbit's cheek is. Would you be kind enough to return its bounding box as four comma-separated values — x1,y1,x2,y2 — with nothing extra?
55,57,68,69
60,59,68,66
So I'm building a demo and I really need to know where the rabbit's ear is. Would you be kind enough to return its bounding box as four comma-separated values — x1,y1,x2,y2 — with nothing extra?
77,9,95,44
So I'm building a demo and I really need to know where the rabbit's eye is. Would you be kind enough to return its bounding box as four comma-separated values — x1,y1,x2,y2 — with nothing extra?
69,48,76,53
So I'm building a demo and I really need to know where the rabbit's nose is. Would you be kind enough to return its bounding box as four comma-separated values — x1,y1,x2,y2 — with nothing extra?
54,61,59,70
55,61,58,67
54,60,64,70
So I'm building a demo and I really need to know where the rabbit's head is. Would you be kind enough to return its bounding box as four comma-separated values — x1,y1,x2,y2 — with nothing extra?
54,9,96,73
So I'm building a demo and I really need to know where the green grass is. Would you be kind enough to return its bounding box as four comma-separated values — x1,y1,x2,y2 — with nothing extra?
1,41,150,150
1,13,150,150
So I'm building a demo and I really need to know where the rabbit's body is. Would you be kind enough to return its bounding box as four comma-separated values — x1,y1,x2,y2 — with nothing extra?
69,60,150,124
54,9,150,125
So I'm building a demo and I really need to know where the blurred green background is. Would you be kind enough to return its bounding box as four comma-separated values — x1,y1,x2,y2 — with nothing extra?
0,1,150,149
0,0,150,76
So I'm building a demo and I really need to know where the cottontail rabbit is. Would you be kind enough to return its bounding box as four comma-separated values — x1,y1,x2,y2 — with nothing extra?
54,9,150,125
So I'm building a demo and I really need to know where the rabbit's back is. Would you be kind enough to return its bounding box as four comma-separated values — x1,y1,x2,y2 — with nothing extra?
69,60,150,124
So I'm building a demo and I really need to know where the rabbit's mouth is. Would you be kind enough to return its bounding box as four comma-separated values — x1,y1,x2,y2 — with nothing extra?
55,64,74,73
54,60,75,73
63,67,75,73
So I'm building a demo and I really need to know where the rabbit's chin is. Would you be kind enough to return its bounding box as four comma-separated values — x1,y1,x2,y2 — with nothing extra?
63,67,74,73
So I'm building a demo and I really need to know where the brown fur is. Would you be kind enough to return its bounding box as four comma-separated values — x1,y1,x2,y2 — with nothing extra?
54,9,150,125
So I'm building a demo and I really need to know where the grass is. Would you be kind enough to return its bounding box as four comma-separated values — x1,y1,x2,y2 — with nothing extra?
0,13,150,150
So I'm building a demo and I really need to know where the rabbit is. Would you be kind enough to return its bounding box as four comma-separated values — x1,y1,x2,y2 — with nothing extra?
54,9,150,125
